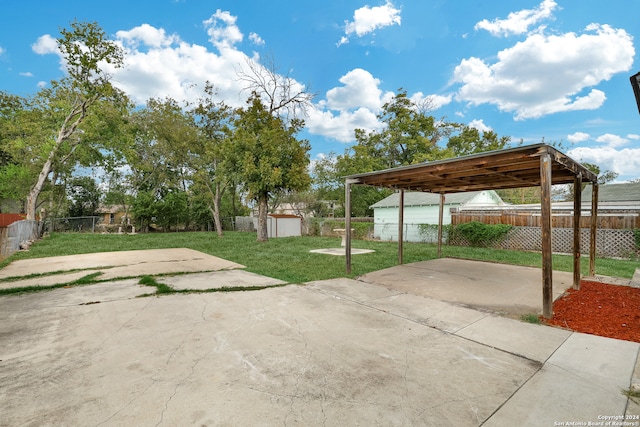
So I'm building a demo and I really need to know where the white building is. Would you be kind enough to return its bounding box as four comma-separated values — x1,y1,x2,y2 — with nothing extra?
251,214,302,238
371,190,505,242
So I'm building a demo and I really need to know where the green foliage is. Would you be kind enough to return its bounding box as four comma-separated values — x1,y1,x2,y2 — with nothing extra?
228,93,311,240
58,20,124,91
452,221,512,247
131,191,156,231
520,314,542,324
417,224,453,242
314,90,512,217
1,21,128,220
66,176,101,217
634,229,640,250
230,93,311,199
446,126,510,156
320,220,372,239
154,190,189,231
138,275,173,294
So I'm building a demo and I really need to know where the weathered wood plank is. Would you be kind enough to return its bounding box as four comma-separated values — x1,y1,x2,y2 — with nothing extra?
540,153,553,319
573,174,582,289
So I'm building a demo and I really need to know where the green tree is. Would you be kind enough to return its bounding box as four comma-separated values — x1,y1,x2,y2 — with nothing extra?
66,175,101,217
582,163,618,185
446,127,510,156
350,90,455,170
21,21,125,220
190,83,234,236
154,189,189,232
124,97,197,208
131,190,156,232
228,93,311,241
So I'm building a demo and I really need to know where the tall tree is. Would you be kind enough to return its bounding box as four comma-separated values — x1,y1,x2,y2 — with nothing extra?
228,93,311,241
23,21,125,220
127,97,197,198
237,56,315,120
124,97,198,231
234,57,315,241
190,83,234,236
350,90,455,170
446,126,510,156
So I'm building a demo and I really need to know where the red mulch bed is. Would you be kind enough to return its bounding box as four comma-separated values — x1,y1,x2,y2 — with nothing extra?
545,280,640,343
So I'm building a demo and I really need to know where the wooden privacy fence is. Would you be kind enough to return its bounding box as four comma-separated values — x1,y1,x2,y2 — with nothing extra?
451,210,640,229
450,209,639,258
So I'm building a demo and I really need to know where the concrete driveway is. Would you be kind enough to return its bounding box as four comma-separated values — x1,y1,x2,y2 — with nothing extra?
0,249,638,426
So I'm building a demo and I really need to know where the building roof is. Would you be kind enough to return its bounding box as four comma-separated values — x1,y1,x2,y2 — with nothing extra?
582,182,640,203
371,191,492,209
96,205,127,214
345,143,598,193
267,214,301,219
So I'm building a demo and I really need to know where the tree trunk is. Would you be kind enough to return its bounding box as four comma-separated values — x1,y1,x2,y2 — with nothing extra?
204,178,225,237
212,181,224,237
257,194,269,242
26,153,55,220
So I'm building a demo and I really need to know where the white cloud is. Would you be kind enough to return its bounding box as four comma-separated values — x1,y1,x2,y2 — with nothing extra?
306,106,382,142
0,46,4,56
627,134,640,140
203,9,244,50
567,132,590,143
475,0,558,37
19,72,33,77
568,146,640,180
453,24,634,119
595,133,629,148
28,10,442,147
321,68,391,111
37,81,47,88
249,32,265,46
338,1,401,46
105,17,256,107
468,119,492,132
307,68,394,142
115,24,179,49
32,34,59,55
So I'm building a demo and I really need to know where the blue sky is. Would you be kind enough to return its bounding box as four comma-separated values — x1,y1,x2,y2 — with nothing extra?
1,0,639,181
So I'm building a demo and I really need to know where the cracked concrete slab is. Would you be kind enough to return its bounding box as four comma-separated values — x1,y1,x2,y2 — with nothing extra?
0,270,103,289
1,252,639,426
158,270,287,290
0,248,244,280
483,333,639,426
0,284,539,426
359,258,575,316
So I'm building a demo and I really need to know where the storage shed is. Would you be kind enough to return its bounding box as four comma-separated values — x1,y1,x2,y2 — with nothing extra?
371,190,505,242
261,214,302,238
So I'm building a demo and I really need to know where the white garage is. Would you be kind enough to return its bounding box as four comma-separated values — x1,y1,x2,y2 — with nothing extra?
371,190,505,242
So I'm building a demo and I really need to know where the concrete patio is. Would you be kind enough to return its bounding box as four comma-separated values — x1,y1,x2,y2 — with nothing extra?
0,249,638,426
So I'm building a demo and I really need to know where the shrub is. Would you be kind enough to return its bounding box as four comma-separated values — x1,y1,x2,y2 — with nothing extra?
452,221,512,247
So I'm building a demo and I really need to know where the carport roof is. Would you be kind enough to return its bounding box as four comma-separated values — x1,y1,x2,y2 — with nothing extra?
345,143,598,193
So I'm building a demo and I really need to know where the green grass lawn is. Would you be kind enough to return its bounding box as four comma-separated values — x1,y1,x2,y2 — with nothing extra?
1,231,637,283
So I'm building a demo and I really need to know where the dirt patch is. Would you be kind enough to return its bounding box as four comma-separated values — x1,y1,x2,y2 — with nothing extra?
545,280,640,343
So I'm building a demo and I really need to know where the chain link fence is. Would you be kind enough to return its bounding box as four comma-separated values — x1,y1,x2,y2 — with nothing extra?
47,217,102,233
